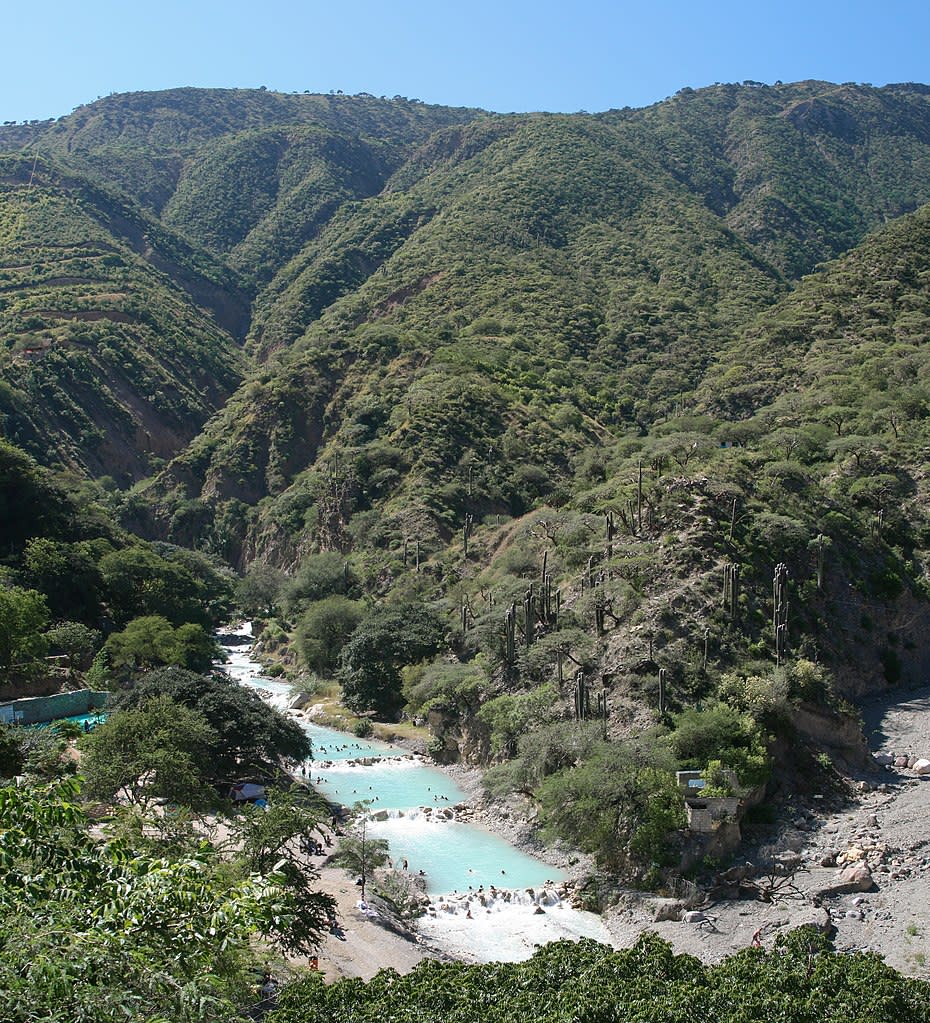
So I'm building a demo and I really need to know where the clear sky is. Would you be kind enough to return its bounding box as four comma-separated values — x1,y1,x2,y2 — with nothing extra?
3,0,929,123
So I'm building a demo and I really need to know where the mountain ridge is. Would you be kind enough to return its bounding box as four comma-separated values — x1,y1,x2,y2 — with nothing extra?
3,81,930,704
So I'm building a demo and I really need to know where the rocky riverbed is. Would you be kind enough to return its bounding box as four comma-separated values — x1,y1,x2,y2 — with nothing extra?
598,683,930,978
244,637,930,980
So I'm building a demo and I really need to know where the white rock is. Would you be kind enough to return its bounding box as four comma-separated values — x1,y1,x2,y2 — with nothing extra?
793,906,831,933
912,759,930,775
814,863,874,897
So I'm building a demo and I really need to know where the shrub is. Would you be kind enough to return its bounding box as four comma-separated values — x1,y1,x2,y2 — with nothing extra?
353,718,374,738
294,596,364,676
404,660,486,716
670,704,771,788
477,683,557,757
537,741,684,879
717,669,789,722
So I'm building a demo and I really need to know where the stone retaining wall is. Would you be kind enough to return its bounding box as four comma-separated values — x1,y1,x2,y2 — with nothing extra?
0,689,108,725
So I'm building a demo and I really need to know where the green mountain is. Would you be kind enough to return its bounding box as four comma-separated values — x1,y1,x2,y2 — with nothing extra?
120,83,930,557
4,79,930,701
0,153,247,482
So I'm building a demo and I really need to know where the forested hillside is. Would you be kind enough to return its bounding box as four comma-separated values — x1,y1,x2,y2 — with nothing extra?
0,154,247,480
3,77,930,885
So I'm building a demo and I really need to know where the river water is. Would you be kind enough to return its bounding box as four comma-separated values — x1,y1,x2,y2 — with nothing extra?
219,625,614,961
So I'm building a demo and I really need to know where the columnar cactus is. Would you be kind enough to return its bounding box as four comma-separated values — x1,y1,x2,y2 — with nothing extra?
596,688,609,738
723,562,740,619
573,671,590,721
504,603,517,665
773,562,789,665
462,513,474,558
637,458,644,533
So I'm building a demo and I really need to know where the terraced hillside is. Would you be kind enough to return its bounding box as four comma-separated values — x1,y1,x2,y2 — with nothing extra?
0,154,246,481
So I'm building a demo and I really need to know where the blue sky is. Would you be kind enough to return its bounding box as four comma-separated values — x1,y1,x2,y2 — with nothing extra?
3,0,929,122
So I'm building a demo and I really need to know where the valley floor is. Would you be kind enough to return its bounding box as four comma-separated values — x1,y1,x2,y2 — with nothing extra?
306,683,930,982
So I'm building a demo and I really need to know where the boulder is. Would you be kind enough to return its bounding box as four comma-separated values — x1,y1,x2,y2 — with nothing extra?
793,905,832,934
718,863,756,883
683,910,707,924
895,756,910,768
652,899,684,922
814,863,874,897
775,851,804,871
873,753,894,766
912,759,930,775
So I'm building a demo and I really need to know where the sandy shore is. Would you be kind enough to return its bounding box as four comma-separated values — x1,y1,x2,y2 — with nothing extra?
310,863,439,980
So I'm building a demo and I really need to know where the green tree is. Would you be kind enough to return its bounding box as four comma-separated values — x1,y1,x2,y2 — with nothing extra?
103,616,219,675
170,621,221,673
283,552,352,616
103,614,177,672
670,703,771,787
295,595,364,675
227,788,337,955
111,666,312,776
45,620,102,673
21,538,103,622
0,777,305,1022
340,603,445,717
0,440,74,556
80,695,219,809
329,812,391,899
0,586,49,671
268,929,930,1023
477,683,557,757
536,741,684,879
98,546,210,626
236,562,286,616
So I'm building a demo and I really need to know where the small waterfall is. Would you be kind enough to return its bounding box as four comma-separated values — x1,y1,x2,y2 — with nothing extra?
426,883,566,918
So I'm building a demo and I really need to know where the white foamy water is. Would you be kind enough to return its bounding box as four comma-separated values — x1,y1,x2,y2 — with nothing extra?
418,891,614,963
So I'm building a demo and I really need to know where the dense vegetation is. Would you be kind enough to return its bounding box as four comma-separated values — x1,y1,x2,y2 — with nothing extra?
0,774,334,1021
4,78,930,1018
0,155,247,481
270,930,930,1023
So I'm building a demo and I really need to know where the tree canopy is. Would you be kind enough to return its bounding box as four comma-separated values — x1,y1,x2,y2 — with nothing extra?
0,778,300,1023
339,603,445,717
269,930,930,1023
110,666,311,776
